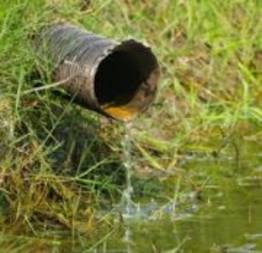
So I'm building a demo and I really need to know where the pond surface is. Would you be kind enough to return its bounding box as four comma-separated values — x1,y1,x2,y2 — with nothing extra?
1,140,261,253
87,139,262,253
1,181,261,253
88,185,262,253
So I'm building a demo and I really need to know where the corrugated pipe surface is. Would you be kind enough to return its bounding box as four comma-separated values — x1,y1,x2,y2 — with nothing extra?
38,24,160,121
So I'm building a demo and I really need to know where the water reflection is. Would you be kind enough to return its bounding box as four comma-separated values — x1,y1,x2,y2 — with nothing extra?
97,185,262,253
0,140,261,253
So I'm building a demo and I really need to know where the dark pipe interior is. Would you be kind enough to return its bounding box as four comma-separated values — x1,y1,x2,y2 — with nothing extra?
95,51,142,105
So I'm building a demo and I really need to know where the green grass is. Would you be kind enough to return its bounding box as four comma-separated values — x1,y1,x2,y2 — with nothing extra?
0,0,261,252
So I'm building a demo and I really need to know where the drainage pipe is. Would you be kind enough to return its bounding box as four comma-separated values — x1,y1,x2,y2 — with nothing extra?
37,24,160,121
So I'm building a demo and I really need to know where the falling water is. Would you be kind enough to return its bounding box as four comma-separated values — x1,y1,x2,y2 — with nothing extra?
121,123,135,253
122,125,134,216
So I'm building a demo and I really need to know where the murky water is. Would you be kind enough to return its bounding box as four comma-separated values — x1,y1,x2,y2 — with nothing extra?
84,138,262,253
1,140,261,253
90,182,262,252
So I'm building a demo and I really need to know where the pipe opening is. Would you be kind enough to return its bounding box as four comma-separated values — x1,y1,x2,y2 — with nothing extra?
94,40,159,121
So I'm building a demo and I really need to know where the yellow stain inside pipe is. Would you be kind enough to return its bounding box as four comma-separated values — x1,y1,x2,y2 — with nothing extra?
102,105,137,121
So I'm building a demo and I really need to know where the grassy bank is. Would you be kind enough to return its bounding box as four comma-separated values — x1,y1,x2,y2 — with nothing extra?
0,0,261,251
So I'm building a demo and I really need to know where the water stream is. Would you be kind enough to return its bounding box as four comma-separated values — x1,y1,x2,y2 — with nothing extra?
121,123,135,253
121,123,134,219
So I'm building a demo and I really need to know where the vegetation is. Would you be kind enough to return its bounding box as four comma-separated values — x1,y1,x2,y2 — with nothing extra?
0,0,261,252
